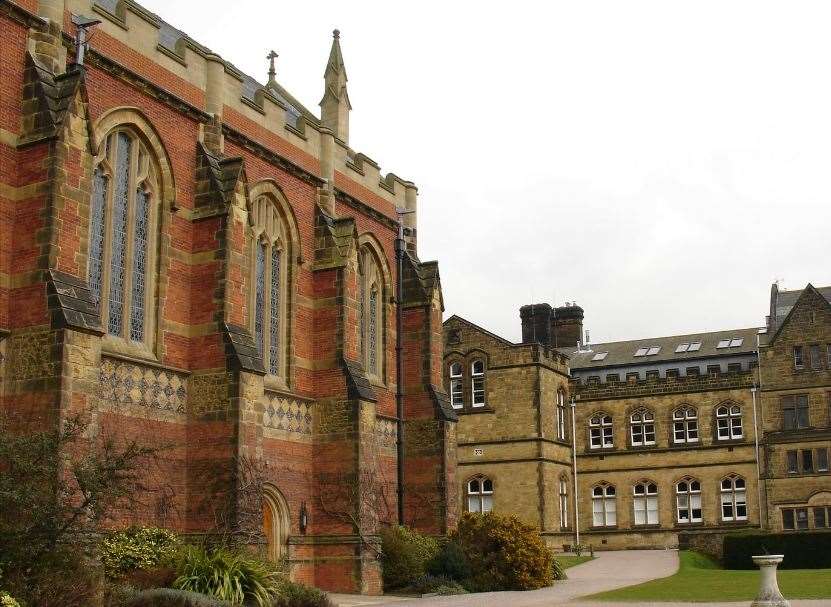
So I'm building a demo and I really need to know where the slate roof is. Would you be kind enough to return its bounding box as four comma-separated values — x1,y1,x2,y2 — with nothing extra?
567,326,762,371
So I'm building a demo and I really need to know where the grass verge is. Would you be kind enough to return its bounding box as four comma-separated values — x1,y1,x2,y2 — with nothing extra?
555,555,593,569
587,550,831,602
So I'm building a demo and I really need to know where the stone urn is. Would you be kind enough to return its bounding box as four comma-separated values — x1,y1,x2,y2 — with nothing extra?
751,555,790,607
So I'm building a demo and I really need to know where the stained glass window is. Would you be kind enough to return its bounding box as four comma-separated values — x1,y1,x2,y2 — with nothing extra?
255,243,265,355
130,188,149,342
107,133,131,336
359,263,366,362
368,286,378,374
269,248,281,375
88,167,107,305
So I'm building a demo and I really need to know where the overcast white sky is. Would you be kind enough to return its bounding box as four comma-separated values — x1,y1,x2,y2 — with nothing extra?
140,0,831,344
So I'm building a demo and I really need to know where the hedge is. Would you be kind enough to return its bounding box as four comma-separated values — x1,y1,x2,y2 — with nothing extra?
723,532,831,569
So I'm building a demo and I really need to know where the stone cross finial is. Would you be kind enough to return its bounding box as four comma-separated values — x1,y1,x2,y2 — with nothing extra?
333,29,340,39
267,50,278,86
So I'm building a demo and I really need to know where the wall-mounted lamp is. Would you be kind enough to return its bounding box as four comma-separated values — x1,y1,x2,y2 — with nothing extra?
299,501,308,534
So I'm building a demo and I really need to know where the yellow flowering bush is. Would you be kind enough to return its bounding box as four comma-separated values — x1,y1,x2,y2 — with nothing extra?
100,526,182,578
0,591,20,607
453,512,553,591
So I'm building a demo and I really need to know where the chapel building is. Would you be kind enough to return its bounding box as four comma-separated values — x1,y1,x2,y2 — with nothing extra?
444,283,831,550
1,0,457,593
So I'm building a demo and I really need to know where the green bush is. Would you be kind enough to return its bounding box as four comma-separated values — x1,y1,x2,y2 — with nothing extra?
2,547,103,607
271,579,333,607
379,526,439,591
125,588,231,607
173,546,277,607
403,575,468,596
453,513,553,591
723,532,831,569
551,559,567,581
0,591,21,607
100,527,182,579
426,540,471,582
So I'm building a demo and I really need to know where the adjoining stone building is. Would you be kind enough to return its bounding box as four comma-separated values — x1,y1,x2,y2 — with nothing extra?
1,0,456,593
444,284,831,550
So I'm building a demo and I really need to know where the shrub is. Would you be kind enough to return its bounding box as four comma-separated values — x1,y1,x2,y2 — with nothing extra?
723,532,831,569
271,579,333,607
0,592,21,607
453,513,553,591
379,526,439,591
403,575,468,596
551,559,567,581
100,527,182,579
426,540,471,582
173,546,277,607
125,588,231,607
2,547,103,607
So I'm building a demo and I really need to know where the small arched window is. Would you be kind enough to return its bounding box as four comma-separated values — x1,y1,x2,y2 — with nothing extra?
467,476,493,513
449,362,464,409
676,477,702,523
589,412,613,449
720,475,747,521
672,406,699,444
716,404,743,440
559,475,569,530
556,390,568,440
358,246,384,380
471,359,486,407
633,481,659,525
89,128,160,350
250,194,290,379
591,483,616,527
630,408,656,446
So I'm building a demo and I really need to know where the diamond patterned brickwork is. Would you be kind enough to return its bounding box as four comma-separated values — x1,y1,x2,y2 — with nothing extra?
263,392,314,435
99,357,186,414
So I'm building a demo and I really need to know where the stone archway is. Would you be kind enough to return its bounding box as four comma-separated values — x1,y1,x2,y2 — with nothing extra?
262,485,290,561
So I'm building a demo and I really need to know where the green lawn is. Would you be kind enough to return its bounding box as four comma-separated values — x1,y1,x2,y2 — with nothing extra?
554,554,593,569
588,551,831,602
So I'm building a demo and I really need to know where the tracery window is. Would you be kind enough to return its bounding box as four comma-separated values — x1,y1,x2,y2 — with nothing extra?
633,481,659,525
250,194,289,379
716,404,743,440
672,406,699,444
556,390,568,440
89,128,159,349
358,246,384,380
591,483,616,527
720,475,747,521
589,412,614,449
630,408,656,446
449,362,464,409
471,359,486,407
559,475,569,529
676,477,702,523
467,476,493,513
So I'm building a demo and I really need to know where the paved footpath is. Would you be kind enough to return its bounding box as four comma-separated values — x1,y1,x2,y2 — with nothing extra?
329,550,831,607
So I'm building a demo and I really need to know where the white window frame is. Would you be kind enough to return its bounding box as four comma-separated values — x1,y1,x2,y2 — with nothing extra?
633,481,659,526
720,475,748,522
591,483,616,527
449,362,464,410
589,413,613,449
559,476,569,530
630,409,656,446
556,390,567,440
672,406,699,444
471,359,486,407
676,477,702,523
716,404,743,440
466,476,493,513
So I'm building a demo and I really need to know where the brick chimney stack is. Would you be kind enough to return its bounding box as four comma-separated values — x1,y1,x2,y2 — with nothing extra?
520,303,553,345
551,304,584,348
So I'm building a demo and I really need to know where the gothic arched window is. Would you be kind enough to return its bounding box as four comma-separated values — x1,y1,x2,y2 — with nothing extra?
672,406,699,444
466,476,493,513
589,412,614,449
633,481,659,525
720,474,748,521
630,408,656,446
556,389,568,440
250,194,290,380
358,246,384,380
559,475,569,530
716,404,743,440
89,128,160,350
449,361,464,409
591,482,616,527
676,476,702,523
471,359,486,407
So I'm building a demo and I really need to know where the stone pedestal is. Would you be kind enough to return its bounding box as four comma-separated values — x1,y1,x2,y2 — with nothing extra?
751,555,790,607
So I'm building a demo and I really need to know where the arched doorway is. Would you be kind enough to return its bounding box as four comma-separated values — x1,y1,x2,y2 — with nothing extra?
262,485,290,561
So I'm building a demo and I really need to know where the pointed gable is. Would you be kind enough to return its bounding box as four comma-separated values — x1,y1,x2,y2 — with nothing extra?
768,283,831,344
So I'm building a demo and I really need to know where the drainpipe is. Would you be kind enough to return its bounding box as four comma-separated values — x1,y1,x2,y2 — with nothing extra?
753,331,766,528
395,212,412,526
571,395,580,547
